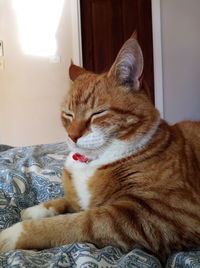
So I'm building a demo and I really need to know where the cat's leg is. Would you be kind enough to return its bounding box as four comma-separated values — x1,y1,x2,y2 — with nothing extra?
21,197,72,220
0,201,149,253
21,169,76,220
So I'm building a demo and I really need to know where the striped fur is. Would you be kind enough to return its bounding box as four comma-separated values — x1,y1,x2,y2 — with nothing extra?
1,36,200,263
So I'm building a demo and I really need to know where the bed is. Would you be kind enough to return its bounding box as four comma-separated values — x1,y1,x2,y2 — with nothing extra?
0,143,199,268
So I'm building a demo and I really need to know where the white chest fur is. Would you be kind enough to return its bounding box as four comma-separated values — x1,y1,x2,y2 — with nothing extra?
65,153,97,210
64,120,160,210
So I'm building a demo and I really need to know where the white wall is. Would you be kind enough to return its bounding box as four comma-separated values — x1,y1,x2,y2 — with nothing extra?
0,0,80,146
160,0,200,124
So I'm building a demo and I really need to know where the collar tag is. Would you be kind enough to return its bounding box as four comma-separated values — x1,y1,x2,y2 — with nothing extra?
72,153,89,163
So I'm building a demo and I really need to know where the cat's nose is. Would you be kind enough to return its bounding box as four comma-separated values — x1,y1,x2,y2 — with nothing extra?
68,134,79,143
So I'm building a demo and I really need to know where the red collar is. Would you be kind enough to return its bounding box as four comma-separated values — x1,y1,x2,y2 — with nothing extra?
72,153,89,163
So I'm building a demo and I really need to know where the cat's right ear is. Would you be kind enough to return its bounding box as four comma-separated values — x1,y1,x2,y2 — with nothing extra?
69,61,87,81
108,36,144,91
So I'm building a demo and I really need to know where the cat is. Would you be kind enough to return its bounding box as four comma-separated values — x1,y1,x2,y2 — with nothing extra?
0,34,200,264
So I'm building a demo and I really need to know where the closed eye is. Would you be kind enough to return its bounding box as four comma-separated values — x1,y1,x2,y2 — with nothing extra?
62,111,73,120
91,110,108,119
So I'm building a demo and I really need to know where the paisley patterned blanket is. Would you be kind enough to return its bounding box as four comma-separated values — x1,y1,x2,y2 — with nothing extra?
0,143,199,268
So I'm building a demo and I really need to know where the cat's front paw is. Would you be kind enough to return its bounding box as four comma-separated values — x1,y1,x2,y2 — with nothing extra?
0,222,23,252
21,204,57,220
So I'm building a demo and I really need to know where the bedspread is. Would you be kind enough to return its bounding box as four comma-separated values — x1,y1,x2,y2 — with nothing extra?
0,143,199,268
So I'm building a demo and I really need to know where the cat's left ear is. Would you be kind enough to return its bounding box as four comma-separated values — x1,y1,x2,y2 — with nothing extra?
69,61,88,81
108,37,144,91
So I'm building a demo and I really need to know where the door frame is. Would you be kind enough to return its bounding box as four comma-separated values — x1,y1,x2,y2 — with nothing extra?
151,0,164,117
70,0,164,118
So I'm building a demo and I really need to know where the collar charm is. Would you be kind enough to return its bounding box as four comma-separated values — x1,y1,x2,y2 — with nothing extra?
72,153,89,163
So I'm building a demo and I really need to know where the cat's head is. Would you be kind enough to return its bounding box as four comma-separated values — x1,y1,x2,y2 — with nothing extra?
61,36,160,159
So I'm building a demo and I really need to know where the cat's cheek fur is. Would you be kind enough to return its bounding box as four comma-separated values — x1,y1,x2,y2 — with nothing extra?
76,126,110,151
0,222,23,252
21,204,57,220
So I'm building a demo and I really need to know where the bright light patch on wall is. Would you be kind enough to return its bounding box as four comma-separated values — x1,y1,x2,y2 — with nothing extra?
12,0,64,57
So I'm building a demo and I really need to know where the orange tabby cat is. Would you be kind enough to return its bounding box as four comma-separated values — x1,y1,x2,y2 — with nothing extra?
0,35,200,263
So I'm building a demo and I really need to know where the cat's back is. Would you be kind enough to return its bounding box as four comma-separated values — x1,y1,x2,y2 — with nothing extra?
174,121,200,161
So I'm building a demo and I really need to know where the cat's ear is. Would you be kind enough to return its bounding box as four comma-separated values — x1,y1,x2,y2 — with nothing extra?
108,36,143,91
69,61,87,81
